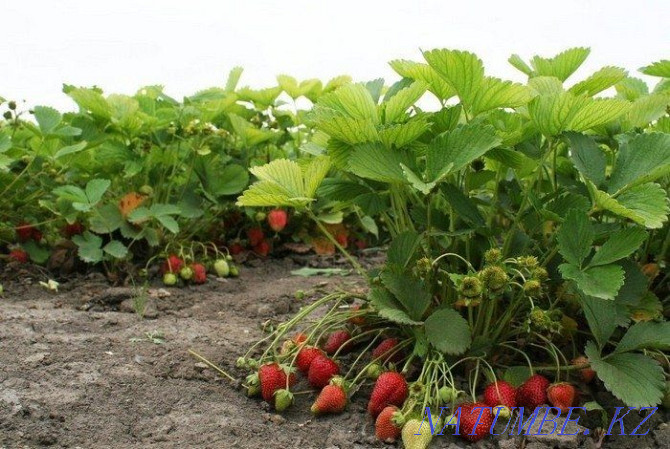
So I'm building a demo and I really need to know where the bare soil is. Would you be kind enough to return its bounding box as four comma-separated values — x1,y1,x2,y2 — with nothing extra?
1,257,667,449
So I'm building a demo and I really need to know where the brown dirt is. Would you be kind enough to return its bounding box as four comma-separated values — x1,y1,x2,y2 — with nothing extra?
0,257,667,449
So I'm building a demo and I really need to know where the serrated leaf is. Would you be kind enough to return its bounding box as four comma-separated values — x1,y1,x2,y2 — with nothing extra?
589,228,647,267
389,59,456,101
640,59,670,77
580,294,628,348
54,141,88,159
369,288,422,325
621,93,670,130
102,240,128,259
378,118,430,149
585,341,664,407
225,66,243,92
383,81,426,123
67,88,111,120
615,77,649,101
85,179,111,206
560,264,625,300
470,77,532,115
424,308,471,355
21,240,50,264
564,132,606,187
33,106,62,134
608,133,670,192
387,231,422,268
568,66,627,96
73,232,104,263
530,47,591,82
556,209,593,266
508,54,533,76
426,124,501,179
615,322,670,354
381,270,431,321
89,204,123,234
348,142,410,183
317,83,379,123
442,184,485,227
595,183,670,229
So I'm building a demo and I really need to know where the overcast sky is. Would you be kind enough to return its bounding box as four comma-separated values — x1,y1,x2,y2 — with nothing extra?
2,0,669,110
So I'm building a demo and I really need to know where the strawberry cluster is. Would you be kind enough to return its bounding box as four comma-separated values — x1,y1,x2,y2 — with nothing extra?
159,253,239,286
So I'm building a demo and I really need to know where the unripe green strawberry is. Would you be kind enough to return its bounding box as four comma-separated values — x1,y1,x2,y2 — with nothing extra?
274,389,294,412
229,264,239,277
439,386,460,403
246,373,260,397
139,185,154,196
214,259,230,277
254,211,267,222
180,266,194,280
163,272,178,286
401,418,433,449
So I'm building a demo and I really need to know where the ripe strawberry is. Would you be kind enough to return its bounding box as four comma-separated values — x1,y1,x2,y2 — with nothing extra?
16,222,36,242
229,242,244,255
296,346,323,374
516,374,550,410
572,356,596,383
307,354,339,388
459,402,493,442
63,222,84,238
354,239,367,250
372,338,403,364
292,333,307,345
258,363,296,406
323,329,352,355
367,371,409,417
547,382,578,413
253,239,271,257
335,232,348,248
311,383,347,414
9,249,29,263
160,254,184,274
31,229,43,242
247,227,264,247
267,209,288,232
192,263,207,284
348,304,366,326
483,380,516,408
375,405,402,442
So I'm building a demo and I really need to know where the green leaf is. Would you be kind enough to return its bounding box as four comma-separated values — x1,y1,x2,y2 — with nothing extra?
387,231,422,268
225,66,243,92
560,264,625,300
67,88,111,120
290,267,348,277
85,179,111,206
585,341,665,407
508,54,534,76
88,204,123,234
442,184,485,227
72,232,104,263
389,59,456,101
615,322,670,354
502,366,533,387
424,308,471,355
33,106,62,134
426,124,501,179
470,77,532,115
580,294,628,348
381,270,431,321
564,132,606,186
621,94,670,130
401,163,438,195
213,164,249,196
530,47,591,81
317,83,379,123
55,141,88,159
383,81,426,123
21,240,50,264
588,228,647,267
378,119,430,148
102,240,128,259
608,133,670,192
568,66,627,96
423,49,484,108
640,59,670,77
348,142,410,183
595,183,670,229
369,288,422,325
556,209,593,267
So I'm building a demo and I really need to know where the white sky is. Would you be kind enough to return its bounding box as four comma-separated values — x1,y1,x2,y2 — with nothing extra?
2,0,669,111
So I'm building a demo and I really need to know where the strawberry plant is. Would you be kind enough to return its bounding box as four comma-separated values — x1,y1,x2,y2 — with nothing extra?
236,47,670,443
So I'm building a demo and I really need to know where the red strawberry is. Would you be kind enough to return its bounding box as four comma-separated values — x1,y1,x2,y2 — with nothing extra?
311,383,347,414
572,356,596,383
348,304,366,326
547,382,578,413
63,222,84,238
375,405,402,442
459,402,493,442
229,242,244,255
9,249,29,263
258,363,296,406
160,254,184,274
192,263,207,284
483,380,516,408
247,227,264,247
516,374,550,410
296,346,323,374
372,338,403,364
367,371,409,417
267,209,288,232
253,239,271,257
31,229,43,242
292,333,307,345
16,222,35,242
335,232,348,248
354,239,367,250
307,355,339,388
323,330,353,355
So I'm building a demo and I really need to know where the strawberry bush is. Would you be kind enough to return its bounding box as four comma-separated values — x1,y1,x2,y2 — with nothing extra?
236,48,670,443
